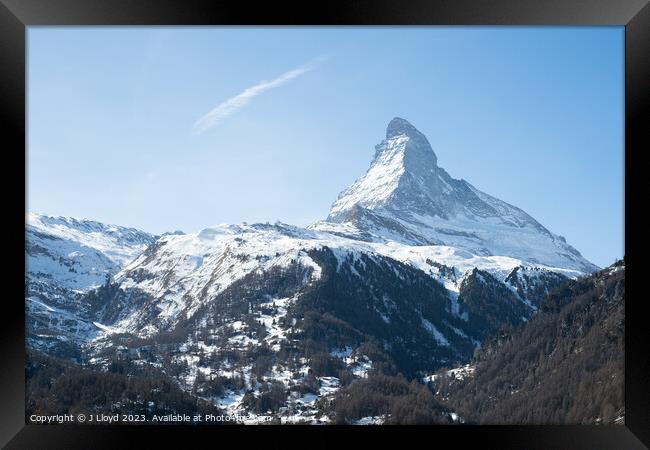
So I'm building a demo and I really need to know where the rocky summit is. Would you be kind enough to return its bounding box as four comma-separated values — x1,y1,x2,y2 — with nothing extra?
318,117,597,273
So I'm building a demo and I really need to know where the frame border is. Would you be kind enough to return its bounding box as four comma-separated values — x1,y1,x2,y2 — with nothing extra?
1,0,647,448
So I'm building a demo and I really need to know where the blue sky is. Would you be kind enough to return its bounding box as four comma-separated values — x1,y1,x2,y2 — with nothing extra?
27,27,624,267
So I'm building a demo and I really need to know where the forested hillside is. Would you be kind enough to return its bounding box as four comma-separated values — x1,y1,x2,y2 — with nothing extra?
432,260,625,424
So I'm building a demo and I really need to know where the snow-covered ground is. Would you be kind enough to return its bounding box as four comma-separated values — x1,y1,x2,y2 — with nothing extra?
423,363,476,384
27,212,155,292
109,218,585,338
27,296,100,343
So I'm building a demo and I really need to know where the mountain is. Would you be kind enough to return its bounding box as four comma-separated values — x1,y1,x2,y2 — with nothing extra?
94,222,564,339
25,213,156,356
314,117,598,274
26,213,156,292
99,118,593,341
430,260,624,424
25,118,604,424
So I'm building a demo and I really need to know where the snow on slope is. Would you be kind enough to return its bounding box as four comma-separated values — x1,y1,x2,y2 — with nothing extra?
112,220,581,335
115,223,325,331
329,133,410,216
26,213,156,292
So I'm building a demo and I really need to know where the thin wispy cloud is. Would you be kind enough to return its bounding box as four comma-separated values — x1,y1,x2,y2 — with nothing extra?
191,56,326,136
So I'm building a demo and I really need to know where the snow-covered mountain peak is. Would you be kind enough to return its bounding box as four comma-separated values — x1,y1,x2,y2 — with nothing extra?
321,118,598,274
385,116,437,163
329,118,440,220
329,118,546,224
386,117,419,138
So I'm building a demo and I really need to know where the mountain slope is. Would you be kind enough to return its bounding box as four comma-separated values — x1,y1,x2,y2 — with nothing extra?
81,242,483,422
96,222,569,340
25,213,156,355
26,213,156,292
316,117,598,274
431,260,625,424
77,221,576,422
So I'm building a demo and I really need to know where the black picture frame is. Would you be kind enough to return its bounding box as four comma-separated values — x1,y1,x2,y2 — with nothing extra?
1,0,647,448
